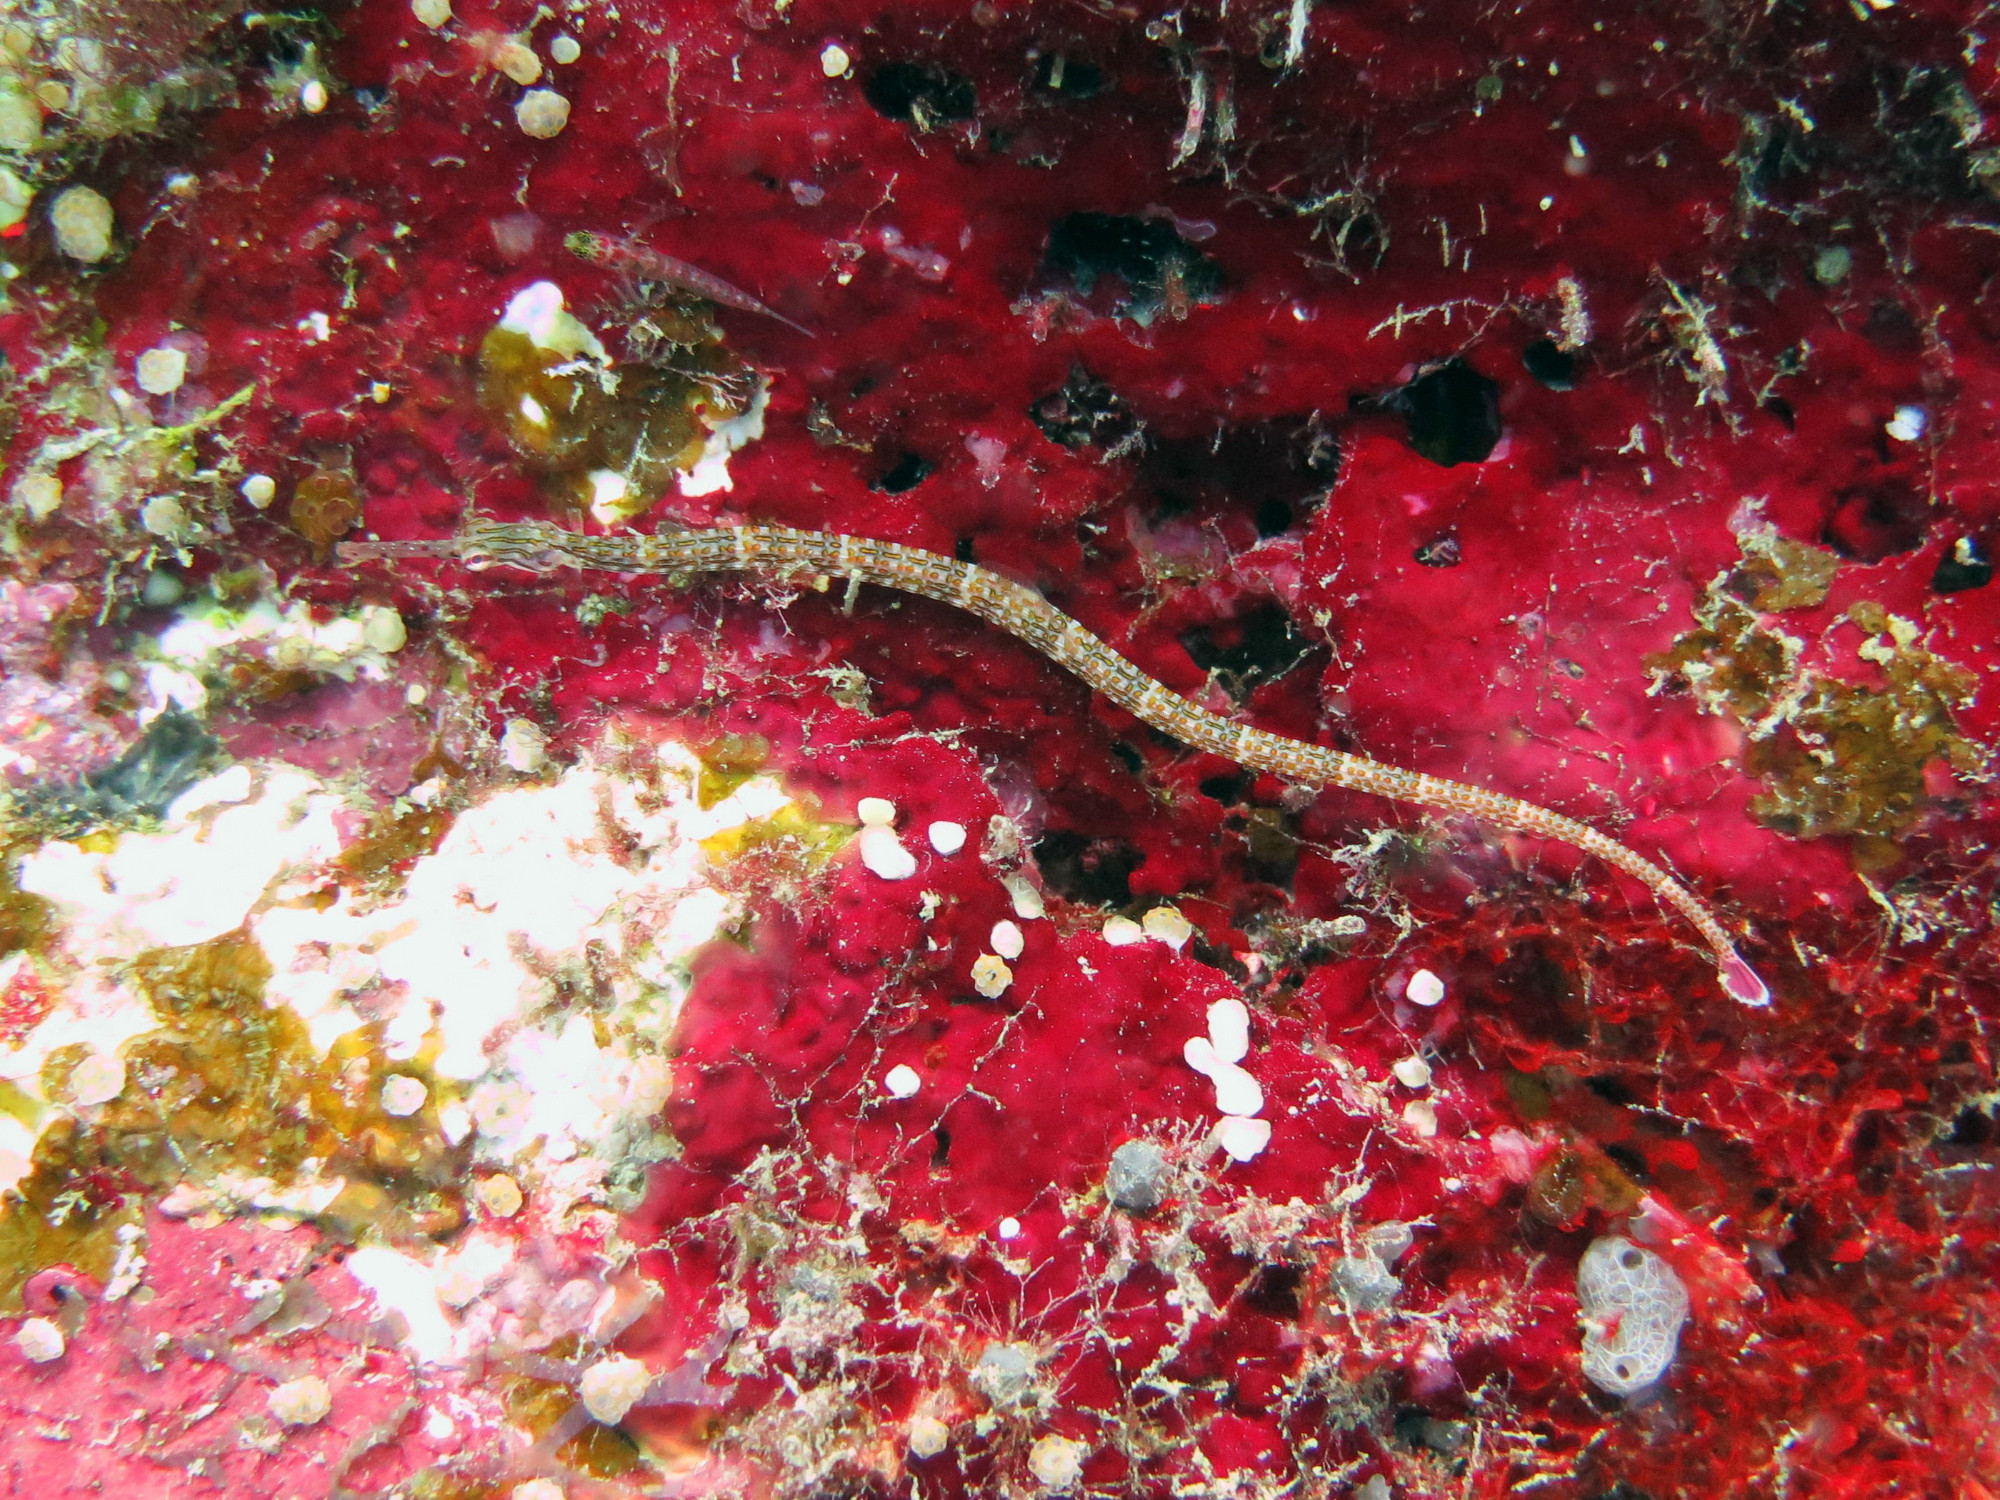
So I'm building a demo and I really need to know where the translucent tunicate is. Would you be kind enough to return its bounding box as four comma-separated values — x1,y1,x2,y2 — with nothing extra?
1576,1235,1690,1396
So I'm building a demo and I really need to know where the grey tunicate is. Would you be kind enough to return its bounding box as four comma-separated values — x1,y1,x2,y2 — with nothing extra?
1105,1139,1168,1213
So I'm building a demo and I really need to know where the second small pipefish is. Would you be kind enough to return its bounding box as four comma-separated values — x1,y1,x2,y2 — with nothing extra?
565,231,816,338
340,516,1771,1008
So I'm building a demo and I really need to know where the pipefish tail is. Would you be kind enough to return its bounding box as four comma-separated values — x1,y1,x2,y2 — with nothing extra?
341,517,1771,1007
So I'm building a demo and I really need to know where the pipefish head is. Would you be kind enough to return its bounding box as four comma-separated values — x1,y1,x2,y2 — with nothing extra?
564,230,614,263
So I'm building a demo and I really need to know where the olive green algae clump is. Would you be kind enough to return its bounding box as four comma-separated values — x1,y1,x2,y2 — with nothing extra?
1647,535,1980,851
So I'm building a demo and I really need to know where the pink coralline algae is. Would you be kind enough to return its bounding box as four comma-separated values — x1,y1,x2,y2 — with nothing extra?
0,1,1996,1498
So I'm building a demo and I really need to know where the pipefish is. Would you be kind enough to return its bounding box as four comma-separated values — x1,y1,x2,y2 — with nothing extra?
341,517,1771,1007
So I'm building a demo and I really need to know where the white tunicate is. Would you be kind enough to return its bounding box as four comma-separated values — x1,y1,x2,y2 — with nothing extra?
500,718,548,774
857,796,896,827
1003,872,1044,919
927,820,966,854
140,495,187,538
579,1353,652,1424
858,825,916,880
586,468,629,518
549,34,581,65
512,1481,566,1500
241,473,277,509
1401,1098,1438,1137
989,919,1024,959
884,1063,921,1098
1142,905,1193,950
268,1374,333,1425
475,1173,523,1218
492,41,541,86
50,185,115,263
1206,998,1249,1063
500,281,600,359
1028,1433,1086,1491
1812,244,1852,285
15,473,61,520
136,345,188,396
1182,1035,1218,1076
971,1341,1038,1408
1214,1115,1271,1162
1405,968,1446,1007
411,0,451,26
68,1051,126,1106
970,953,1012,997
1886,404,1926,443
1391,1055,1432,1089
1208,1059,1263,1118
381,1074,428,1116
361,606,407,653
515,89,571,139
820,43,852,78
15,1317,64,1363
1576,1235,1690,1396
908,1413,949,1458
0,165,32,232
1101,915,1142,946
0,84,42,151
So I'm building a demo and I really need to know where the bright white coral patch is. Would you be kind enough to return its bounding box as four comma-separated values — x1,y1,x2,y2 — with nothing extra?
146,594,410,716
18,767,344,953
7,744,755,1226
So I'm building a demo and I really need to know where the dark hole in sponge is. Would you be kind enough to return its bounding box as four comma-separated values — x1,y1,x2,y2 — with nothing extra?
1041,212,1222,322
1140,415,1339,532
1031,52,1102,99
1242,1262,1303,1319
1933,536,1992,593
1181,600,1312,703
1033,828,1146,907
1396,358,1501,467
1823,481,1930,562
863,62,976,124
873,452,932,493
1522,338,1578,390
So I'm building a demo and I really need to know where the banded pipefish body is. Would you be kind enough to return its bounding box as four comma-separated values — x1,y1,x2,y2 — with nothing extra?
341,516,1771,1007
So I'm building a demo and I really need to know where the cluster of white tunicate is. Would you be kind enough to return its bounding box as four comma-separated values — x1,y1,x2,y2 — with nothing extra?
1576,1235,1690,1396
1184,996,1271,1161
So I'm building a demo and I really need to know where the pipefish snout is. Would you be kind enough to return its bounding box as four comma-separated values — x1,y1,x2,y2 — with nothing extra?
341,517,1772,1007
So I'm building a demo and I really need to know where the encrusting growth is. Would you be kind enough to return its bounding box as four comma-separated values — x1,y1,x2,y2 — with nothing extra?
341,518,1771,1006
